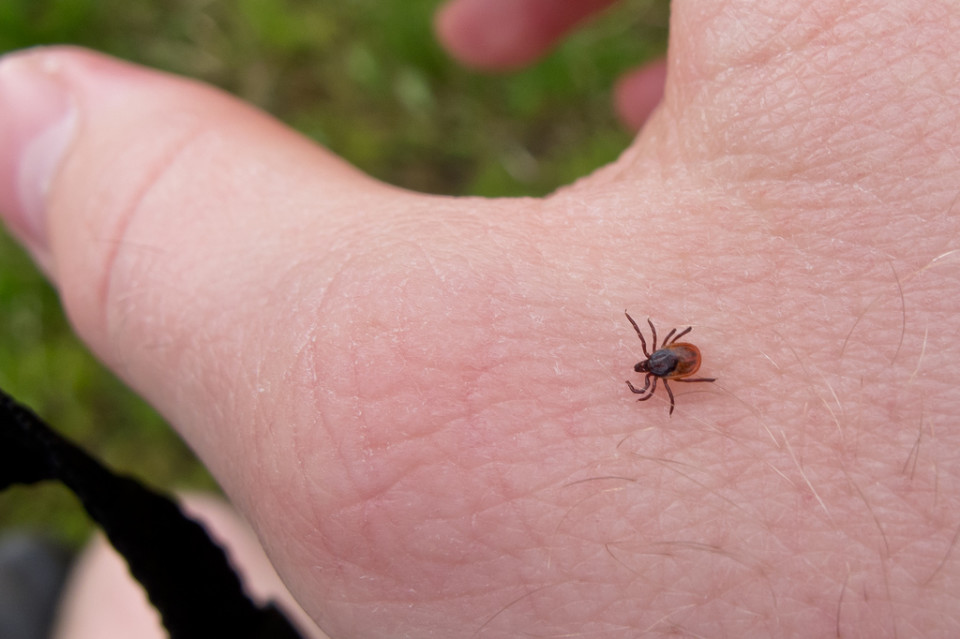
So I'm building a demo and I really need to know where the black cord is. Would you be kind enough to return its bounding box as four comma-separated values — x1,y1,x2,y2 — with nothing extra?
0,385,304,639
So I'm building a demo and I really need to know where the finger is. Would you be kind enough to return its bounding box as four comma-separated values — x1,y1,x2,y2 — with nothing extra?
613,59,667,131
434,0,618,70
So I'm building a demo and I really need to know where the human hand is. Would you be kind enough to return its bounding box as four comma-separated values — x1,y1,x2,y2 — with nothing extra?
3,1,960,637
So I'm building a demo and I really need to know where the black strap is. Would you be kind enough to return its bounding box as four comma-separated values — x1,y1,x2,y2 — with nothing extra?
0,385,304,639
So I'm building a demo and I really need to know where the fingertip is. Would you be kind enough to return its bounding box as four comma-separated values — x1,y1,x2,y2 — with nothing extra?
0,47,80,260
435,0,619,71
434,0,531,70
613,59,667,132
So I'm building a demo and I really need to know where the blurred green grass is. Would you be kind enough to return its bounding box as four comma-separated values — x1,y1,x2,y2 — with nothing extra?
0,0,668,546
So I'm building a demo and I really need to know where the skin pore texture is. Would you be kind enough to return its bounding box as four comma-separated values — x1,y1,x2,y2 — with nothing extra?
2,0,960,637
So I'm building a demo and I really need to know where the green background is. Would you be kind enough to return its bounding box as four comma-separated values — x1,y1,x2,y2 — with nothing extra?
0,0,668,547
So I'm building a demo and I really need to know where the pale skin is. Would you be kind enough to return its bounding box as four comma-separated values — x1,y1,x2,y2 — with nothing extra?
2,0,960,637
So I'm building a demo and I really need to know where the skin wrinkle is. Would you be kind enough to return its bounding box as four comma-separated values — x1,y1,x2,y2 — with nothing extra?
53,115,206,385
95,121,205,362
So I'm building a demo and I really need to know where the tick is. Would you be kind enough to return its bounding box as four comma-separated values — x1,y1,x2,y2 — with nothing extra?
624,311,716,415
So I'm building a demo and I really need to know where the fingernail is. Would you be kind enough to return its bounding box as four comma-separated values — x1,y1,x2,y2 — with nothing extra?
0,49,78,249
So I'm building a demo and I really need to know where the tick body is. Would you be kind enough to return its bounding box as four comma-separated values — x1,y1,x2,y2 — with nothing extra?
625,311,716,415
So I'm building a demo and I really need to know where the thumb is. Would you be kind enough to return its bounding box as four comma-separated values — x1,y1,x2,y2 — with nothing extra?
0,47,403,468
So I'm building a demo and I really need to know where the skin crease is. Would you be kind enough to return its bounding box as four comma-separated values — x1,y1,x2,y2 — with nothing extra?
1,0,960,637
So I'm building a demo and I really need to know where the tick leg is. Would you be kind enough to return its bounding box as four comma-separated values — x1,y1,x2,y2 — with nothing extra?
625,311,650,357
627,375,657,401
646,318,659,351
663,379,676,415
626,374,651,395
675,377,717,383
668,326,693,345
661,327,677,347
